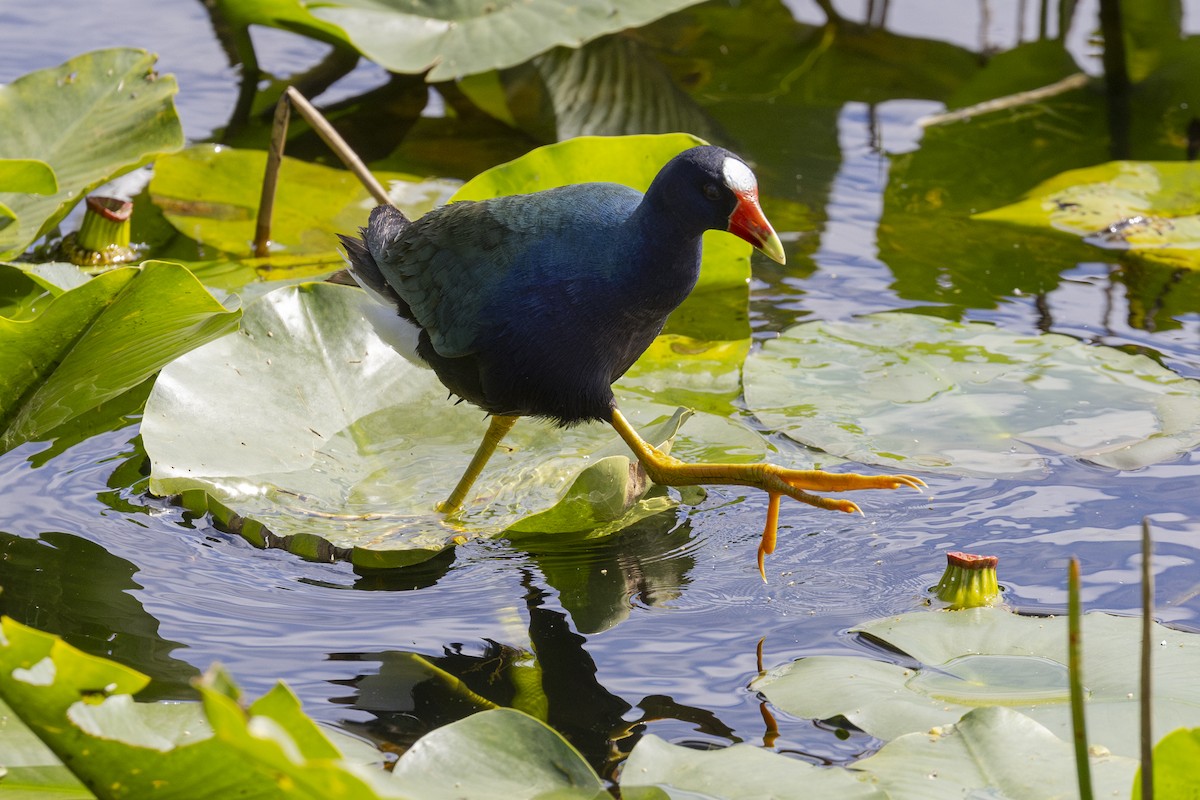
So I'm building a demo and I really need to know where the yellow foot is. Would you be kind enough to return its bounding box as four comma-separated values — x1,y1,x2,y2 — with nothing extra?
752,467,926,581
607,406,926,581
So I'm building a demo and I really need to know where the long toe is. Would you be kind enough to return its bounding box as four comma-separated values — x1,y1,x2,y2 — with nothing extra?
775,469,926,494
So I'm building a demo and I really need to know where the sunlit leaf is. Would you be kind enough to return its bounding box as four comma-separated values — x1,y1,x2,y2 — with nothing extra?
0,617,402,799
0,158,56,195
617,333,748,414
0,49,183,259
742,312,1200,477
752,607,1200,759
390,709,605,800
0,261,89,320
142,283,735,567
0,697,92,798
1135,727,1200,799
975,160,1200,270
0,261,240,454
216,0,706,82
149,145,458,257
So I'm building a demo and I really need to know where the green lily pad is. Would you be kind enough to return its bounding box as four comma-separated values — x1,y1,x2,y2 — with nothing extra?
0,158,56,195
617,333,749,415
391,709,605,799
1136,727,1200,799
150,145,458,257
853,706,1137,800
142,282,732,568
0,697,92,797
0,261,240,454
975,161,1200,270
742,312,1200,477
619,708,1137,800
0,616,617,799
752,607,1200,759
0,49,183,259
0,617,392,799
620,734,886,799
216,0,705,82
0,261,90,321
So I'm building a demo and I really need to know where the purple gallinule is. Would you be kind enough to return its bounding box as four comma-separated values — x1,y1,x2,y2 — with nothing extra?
340,145,923,578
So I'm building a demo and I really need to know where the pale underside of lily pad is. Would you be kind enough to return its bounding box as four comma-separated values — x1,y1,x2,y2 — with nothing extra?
752,606,1200,759
308,0,707,82
742,311,1200,477
620,706,1136,800
143,282,762,567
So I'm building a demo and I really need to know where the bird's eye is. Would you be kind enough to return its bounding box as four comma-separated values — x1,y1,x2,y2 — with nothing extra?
702,183,721,201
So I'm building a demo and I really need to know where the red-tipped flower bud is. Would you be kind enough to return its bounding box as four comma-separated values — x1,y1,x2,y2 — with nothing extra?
935,551,1001,609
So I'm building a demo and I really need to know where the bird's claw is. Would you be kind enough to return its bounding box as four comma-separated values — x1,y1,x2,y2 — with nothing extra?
754,468,927,582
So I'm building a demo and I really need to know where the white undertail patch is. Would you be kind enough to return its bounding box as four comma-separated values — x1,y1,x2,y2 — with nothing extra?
722,157,757,195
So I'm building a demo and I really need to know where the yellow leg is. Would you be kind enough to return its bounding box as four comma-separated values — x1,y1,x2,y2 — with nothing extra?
608,406,925,579
438,414,519,515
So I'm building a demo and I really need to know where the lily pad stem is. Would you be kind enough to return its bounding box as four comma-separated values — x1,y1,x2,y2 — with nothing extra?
1140,517,1154,799
254,87,393,257
1068,556,1094,800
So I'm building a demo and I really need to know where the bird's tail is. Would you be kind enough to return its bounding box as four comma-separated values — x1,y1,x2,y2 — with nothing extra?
337,205,412,316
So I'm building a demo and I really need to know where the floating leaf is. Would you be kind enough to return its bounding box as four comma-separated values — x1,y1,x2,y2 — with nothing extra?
0,261,240,454
150,145,457,257
391,709,605,799
619,708,1135,800
216,0,706,82
0,617,614,799
0,49,183,258
618,333,749,415
0,617,424,798
620,734,886,799
742,312,1200,477
853,706,1136,800
752,607,1200,759
975,161,1200,270
142,282,738,567
1135,727,1200,799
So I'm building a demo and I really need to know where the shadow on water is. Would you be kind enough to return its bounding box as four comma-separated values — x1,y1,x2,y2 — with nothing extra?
328,567,748,781
0,530,198,697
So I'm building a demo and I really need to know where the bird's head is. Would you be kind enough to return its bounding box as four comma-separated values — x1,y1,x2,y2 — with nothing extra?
656,146,786,265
